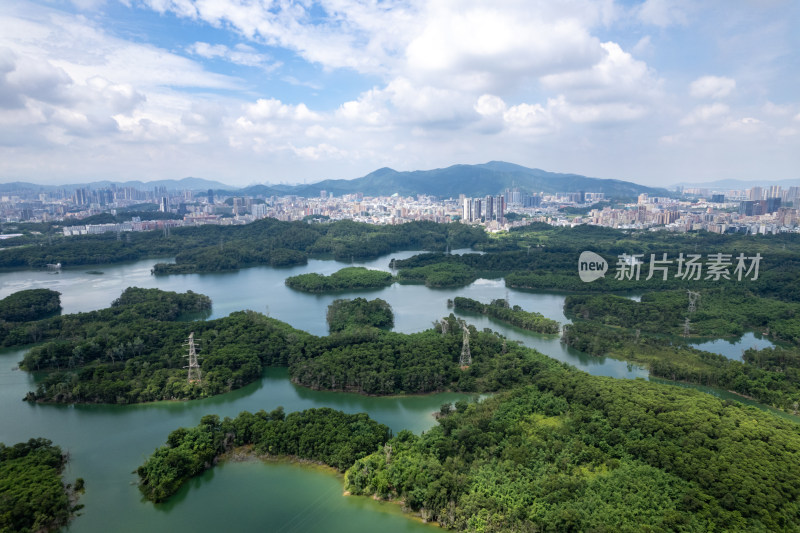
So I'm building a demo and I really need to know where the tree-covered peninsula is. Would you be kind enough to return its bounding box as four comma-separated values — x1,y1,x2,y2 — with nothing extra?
452,297,559,334
137,408,390,502
140,344,800,531
0,438,84,533
346,372,800,532
285,267,394,292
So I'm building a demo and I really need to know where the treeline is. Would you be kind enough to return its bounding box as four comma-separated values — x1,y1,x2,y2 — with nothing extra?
453,297,559,334
346,370,800,532
285,267,394,292
0,218,486,274
326,298,394,332
0,438,84,533
561,321,800,411
0,288,61,322
137,408,390,502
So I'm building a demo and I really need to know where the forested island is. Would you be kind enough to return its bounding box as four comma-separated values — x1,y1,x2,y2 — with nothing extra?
137,408,390,502
285,267,394,292
452,297,559,334
326,297,394,332
0,288,61,322
0,438,84,533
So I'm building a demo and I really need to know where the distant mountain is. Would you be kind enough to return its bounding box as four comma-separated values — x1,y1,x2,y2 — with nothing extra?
0,177,233,193
673,178,800,190
236,162,666,199
1,162,667,198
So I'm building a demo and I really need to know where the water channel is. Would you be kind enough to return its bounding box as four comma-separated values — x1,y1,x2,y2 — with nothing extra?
0,252,791,532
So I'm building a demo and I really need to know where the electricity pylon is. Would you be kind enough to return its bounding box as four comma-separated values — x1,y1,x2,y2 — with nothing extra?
183,332,201,384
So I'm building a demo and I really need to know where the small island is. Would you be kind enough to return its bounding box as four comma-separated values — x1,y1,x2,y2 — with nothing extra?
326,297,394,332
0,438,84,533
285,267,394,292
452,297,560,334
0,288,61,322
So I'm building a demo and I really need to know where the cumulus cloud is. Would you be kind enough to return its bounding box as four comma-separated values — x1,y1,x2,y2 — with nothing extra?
541,42,662,104
689,76,736,99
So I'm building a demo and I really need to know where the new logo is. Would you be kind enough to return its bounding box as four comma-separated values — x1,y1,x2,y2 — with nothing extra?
578,251,608,282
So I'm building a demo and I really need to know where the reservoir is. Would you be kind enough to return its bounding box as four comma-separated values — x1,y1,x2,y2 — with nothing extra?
0,252,784,532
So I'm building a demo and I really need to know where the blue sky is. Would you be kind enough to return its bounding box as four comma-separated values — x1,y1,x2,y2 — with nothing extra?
0,0,798,187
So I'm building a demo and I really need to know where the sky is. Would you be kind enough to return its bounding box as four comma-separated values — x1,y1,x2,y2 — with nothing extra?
0,0,798,188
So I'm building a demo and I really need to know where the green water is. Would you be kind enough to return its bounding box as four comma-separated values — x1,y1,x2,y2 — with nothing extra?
0,252,792,532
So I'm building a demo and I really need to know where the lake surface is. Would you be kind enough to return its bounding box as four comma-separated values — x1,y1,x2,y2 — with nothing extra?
0,251,789,532
689,331,775,361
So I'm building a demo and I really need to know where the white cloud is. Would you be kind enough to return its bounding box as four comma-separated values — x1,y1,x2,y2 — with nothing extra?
187,42,279,70
404,3,604,92
541,42,661,104
689,76,736,99
637,0,690,27
680,103,730,125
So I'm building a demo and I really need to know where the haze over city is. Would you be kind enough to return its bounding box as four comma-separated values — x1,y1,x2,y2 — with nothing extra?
1,0,798,186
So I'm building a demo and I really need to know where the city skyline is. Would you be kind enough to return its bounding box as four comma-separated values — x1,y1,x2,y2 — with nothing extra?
1,1,799,187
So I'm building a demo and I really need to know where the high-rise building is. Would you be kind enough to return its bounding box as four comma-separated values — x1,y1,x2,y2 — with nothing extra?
462,198,473,222
494,195,504,223
484,196,494,221
472,199,482,221
768,185,782,199
749,187,764,201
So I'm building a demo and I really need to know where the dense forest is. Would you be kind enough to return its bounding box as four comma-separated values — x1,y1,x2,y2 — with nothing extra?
0,288,61,322
8,286,570,402
564,289,800,342
326,297,394,332
389,223,800,301
285,267,394,292
0,218,486,274
137,408,390,502
561,321,800,411
290,315,567,395
12,287,311,404
140,351,800,531
453,297,560,334
346,371,800,532
0,438,84,533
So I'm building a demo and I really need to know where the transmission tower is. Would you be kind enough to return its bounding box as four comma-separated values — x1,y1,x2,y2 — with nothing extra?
683,317,691,338
183,332,202,384
687,290,700,313
458,319,471,368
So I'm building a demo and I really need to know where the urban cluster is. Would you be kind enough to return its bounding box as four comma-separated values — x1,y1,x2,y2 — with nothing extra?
1,182,798,237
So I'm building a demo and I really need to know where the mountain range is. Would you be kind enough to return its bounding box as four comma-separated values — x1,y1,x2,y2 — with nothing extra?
2,162,668,198
232,161,666,198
